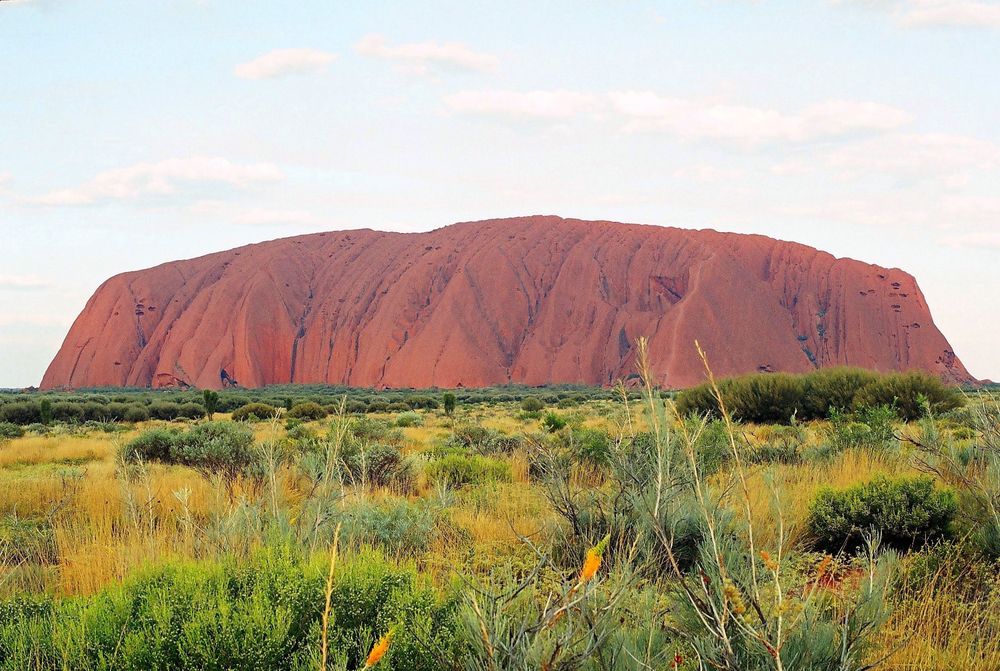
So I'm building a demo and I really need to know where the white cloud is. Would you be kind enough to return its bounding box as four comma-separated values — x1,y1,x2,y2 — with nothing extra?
0,275,51,291
902,0,1000,28
827,133,1000,177
608,92,911,145
29,157,283,206
444,90,601,120
234,48,337,80
836,0,1000,29
356,34,498,75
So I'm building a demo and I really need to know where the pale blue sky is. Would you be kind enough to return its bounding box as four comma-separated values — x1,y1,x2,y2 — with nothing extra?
1,0,998,387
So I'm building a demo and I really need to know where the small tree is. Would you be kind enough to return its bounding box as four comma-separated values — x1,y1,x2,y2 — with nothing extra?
202,389,220,420
442,391,456,417
39,398,53,425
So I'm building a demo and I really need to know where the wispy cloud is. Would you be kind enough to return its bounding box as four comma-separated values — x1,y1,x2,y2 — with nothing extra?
0,275,51,291
444,89,600,120
609,93,910,145
836,0,1000,29
445,89,910,145
29,157,283,206
234,48,337,79
356,34,498,75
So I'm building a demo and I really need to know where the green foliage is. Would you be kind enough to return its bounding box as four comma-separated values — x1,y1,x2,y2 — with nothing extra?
520,397,545,413
808,476,957,553
394,411,423,428
541,412,567,433
38,398,53,425
202,389,220,419
171,421,258,480
148,401,183,421
0,402,41,426
853,371,962,421
341,443,412,490
338,499,437,555
120,428,180,462
122,422,258,481
0,422,23,441
231,402,280,422
0,547,461,671
442,391,456,416
676,367,962,423
287,401,327,421
425,453,512,488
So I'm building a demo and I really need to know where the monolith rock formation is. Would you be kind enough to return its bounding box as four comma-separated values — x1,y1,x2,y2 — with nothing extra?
42,216,973,389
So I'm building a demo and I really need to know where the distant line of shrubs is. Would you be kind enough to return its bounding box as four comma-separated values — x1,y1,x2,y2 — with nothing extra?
675,367,962,423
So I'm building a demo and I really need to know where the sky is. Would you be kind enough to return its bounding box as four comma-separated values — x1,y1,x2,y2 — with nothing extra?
0,0,998,387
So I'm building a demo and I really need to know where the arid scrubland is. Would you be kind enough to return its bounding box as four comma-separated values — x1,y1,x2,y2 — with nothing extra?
0,357,998,670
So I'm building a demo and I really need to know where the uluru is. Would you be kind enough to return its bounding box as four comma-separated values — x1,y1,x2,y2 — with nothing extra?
41,216,973,390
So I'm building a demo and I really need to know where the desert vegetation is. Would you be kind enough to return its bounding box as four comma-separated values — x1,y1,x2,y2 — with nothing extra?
0,355,997,670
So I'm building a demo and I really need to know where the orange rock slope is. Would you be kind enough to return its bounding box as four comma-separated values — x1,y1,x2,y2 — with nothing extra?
42,216,973,390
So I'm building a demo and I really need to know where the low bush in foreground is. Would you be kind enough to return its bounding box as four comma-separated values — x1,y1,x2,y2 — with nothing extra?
808,475,957,554
0,547,461,671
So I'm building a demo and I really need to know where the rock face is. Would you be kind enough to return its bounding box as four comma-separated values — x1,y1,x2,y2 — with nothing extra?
42,216,973,389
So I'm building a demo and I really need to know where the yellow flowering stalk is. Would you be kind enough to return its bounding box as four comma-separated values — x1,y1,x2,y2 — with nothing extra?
364,629,393,668
579,534,610,585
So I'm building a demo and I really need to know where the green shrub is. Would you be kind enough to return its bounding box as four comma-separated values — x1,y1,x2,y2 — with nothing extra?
339,499,436,555
405,395,438,410
676,367,962,423
120,428,179,462
287,401,327,421
0,422,23,441
0,401,41,426
385,402,410,413
148,401,183,421
231,402,280,422
808,476,956,553
0,547,460,671
341,443,411,489
394,411,423,428
541,412,567,433
569,427,611,465
520,397,545,412
425,453,512,487
177,402,207,420
47,401,83,424
348,417,403,445
442,391,456,416
171,421,258,480
123,404,150,423
853,371,963,420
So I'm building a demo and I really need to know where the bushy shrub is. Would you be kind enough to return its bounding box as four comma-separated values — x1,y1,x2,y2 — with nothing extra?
569,427,612,466
520,397,545,412
0,422,23,441
853,371,962,420
176,402,207,420
394,411,423,428
801,368,878,417
148,401,183,421
348,417,403,445
339,499,437,555
676,367,963,423
0,401,41,426
171,421,258,479
0,547,461,671
425,453,512,487
231,402,280,422
541,412,567,433
50,401,85,424
341,443,411,489
405,395,439,410
385,402,411,413
287,401,327,421
120,428,179,462
808,476,956,553
123,404,150,423
751,424,806,464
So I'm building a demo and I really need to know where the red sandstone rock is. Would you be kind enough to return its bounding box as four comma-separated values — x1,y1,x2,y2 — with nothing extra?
41,216,974,389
